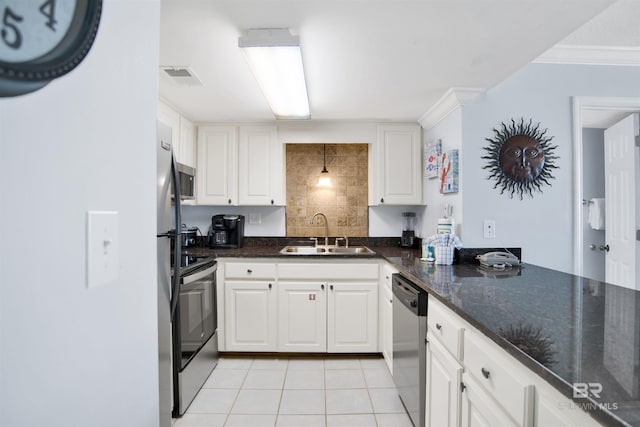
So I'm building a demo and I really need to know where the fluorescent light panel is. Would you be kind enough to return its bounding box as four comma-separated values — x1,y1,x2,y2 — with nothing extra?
239,29,310,119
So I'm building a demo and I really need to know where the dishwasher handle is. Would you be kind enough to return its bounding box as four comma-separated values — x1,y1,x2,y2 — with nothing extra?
392,273,427,316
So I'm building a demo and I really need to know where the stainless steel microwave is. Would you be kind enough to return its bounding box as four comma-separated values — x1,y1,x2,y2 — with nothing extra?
176,162,195,200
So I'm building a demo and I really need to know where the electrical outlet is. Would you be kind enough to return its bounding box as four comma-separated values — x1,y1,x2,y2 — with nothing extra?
249,213,261,225
483,220,496,239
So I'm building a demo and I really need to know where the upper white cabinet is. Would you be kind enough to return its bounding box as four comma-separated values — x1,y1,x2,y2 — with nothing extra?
238,126,284,205
157,100,196,169
178,116,196,169
197,125,238,205
197,124,283,206
373,124,422,205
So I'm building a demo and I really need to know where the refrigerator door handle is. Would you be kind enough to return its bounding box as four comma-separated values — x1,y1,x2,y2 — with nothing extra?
170,154,182,319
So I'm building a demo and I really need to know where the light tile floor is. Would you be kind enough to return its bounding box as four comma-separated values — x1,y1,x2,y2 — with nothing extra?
172,356,413,427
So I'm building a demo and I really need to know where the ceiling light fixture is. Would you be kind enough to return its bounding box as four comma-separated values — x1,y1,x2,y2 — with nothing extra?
318,144,332,187
238,28,310,120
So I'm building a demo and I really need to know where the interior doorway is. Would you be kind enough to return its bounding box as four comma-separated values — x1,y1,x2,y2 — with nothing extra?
572,97,640,289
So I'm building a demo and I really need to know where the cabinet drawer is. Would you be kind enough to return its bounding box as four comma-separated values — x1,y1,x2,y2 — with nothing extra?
225,262,276,279
279,263,378,280
464,330,534,426
428,298,464,361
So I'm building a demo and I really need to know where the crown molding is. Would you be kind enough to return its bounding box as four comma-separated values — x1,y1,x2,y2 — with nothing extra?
534,44,640,66
419,87,485,130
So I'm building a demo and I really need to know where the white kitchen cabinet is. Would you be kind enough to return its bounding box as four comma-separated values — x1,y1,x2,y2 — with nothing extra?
158,100,196,168
197,124,282,206
222,260,278,352
278,281,327,352
224,281,277,352
380,262,397,372
463,330,534,427
327,282,378,352
373,124,422,205
197,125,238,205
461,372,520,427
426,334,463,427
278,261,379,353
178,116,197,168
238,125,283,205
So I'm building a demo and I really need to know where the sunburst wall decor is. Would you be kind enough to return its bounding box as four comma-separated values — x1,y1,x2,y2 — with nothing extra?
482,118,559,199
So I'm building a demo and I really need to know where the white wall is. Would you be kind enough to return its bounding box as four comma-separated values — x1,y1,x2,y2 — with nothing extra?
182,205,286,236
0,2,161,426
460,63,640,272
422,108,464,239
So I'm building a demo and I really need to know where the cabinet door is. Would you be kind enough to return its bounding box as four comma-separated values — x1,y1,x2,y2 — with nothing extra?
278,281,327,352
461,373,517,427
327,282,378,353
238,126,283,205
179,116,196,168
197,126,238,205
426,337,462,427
224,281,276,351
376,124,422,205
380,284,393,373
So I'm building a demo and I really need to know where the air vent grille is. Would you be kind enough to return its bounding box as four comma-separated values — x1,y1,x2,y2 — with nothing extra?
160,66,203,86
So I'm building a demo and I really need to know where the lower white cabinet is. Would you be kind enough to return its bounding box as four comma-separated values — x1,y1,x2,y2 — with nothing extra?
461,372,520,427
327,282,378,353
220,260,379,354
278,280,378,353
380,283,393,372
278,281,327,352
426,336,463,427
224,281,277,352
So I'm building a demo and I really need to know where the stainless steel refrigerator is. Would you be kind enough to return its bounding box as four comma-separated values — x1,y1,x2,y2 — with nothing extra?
156,121,181,427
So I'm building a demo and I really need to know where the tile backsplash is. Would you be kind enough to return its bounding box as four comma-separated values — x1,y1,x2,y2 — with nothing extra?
286,143,368,237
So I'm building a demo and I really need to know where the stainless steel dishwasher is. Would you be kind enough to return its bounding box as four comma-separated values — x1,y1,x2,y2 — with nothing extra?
392,273,427,427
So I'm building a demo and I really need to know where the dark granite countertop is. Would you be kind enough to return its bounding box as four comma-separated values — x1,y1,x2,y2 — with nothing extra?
386,250,639,427
185,238,638,426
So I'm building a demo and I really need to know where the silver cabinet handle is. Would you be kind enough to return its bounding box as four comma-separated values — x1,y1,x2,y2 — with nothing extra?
481,368,490,379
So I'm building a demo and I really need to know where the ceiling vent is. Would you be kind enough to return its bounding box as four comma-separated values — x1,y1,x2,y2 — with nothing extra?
160,66,203,86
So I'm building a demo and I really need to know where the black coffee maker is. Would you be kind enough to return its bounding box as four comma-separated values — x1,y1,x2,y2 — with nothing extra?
211,214,245,248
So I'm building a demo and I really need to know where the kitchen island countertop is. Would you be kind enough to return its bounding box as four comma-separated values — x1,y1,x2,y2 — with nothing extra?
189,242,638,426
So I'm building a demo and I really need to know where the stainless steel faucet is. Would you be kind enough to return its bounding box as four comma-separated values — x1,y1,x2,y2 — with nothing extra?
310,212,329,246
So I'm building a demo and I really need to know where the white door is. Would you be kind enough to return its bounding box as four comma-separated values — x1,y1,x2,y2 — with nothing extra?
327,282,378,353
278,281,327,352
197,126,238,205
604,113,639,289
426,338,462,427
225,282,277,351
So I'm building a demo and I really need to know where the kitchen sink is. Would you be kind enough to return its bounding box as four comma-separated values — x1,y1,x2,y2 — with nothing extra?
280,246,327,254
279,245,375,255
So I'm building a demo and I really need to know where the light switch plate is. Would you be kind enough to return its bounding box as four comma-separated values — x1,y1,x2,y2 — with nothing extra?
87,211,119,288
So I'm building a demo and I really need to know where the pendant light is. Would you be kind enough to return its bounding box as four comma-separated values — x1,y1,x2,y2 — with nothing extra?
318,144,332,187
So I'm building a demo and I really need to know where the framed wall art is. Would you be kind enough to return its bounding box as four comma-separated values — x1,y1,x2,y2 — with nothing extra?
439,149,459,194
424,139,442,178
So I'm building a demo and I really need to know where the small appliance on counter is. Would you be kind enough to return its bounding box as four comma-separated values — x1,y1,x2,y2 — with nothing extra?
210,214,245,248
400,212,416,247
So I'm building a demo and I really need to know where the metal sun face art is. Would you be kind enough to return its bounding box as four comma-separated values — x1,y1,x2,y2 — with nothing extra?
482,118,559,199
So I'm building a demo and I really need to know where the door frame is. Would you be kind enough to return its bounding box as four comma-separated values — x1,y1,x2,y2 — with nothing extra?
572,96,640,277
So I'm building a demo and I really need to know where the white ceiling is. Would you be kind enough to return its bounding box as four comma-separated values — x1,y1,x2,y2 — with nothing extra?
159,0,638,123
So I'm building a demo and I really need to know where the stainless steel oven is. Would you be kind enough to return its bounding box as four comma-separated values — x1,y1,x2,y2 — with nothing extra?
173,258,218,417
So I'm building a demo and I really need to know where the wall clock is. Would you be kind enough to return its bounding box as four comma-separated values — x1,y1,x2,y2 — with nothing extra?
0,0,102,97
482,118,559,199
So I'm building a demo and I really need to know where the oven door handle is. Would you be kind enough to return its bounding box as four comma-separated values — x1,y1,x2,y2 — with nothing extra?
182,265,217,285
